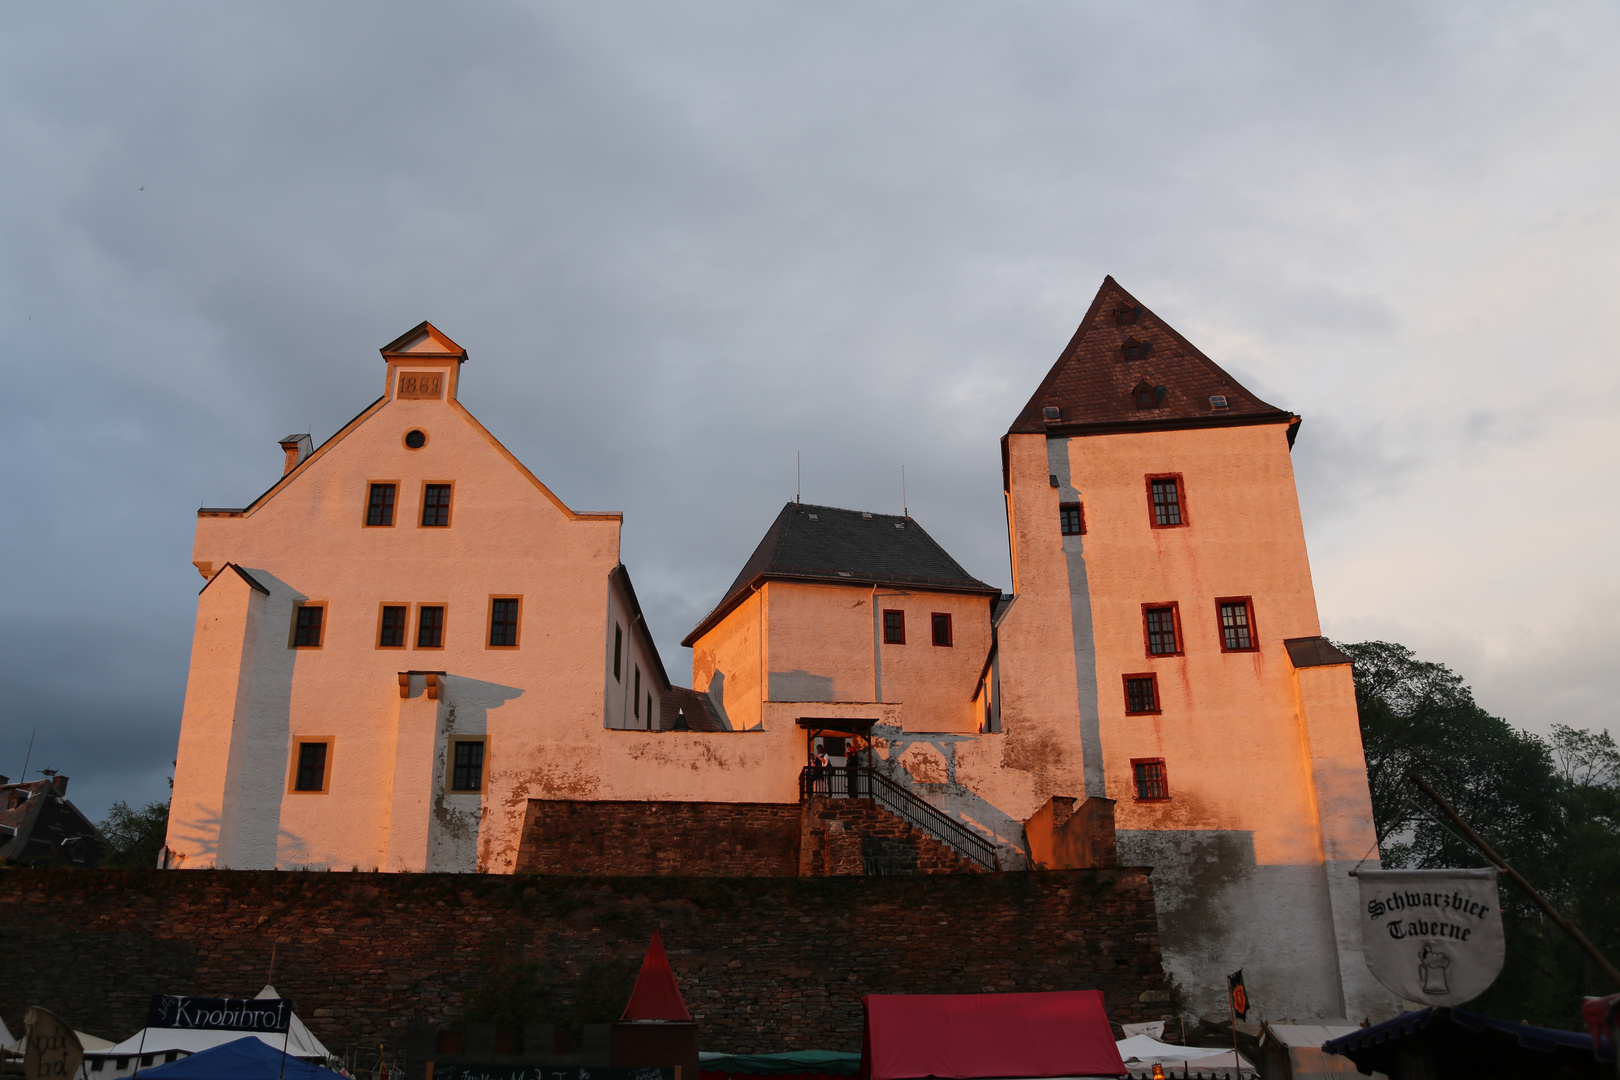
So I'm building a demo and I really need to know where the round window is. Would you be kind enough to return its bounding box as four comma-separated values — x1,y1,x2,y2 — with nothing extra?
404,430,427,449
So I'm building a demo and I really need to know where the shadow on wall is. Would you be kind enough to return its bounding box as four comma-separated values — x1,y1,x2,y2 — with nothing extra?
213,567,302,870
769,670,835,702
704,670,737,731
1116,829,1347,1021
430,675,524,873
872,725,1030,867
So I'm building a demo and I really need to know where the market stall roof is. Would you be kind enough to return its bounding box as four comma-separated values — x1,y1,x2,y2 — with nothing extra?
700,1051,861,1077
134,1037,345,1080
861,991,1125,1080
622,931,693,1022
1114,1036,1256,1078
100,988,331,1061
1323,1007,1613,1076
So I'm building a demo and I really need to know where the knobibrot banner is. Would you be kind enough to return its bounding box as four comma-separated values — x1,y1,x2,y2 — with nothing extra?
1358,868,1504,1005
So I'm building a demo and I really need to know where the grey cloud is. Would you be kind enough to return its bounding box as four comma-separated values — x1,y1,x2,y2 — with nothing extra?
3,2,1618,819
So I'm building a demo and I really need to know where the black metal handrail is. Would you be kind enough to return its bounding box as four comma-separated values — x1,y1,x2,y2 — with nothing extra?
799,765,998,870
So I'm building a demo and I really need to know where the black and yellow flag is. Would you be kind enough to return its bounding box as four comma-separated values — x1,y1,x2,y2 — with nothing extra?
1227,969,1249,1020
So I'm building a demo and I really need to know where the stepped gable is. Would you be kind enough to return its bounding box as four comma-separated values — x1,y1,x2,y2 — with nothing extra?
683,502,998,645
1008,276,1297,437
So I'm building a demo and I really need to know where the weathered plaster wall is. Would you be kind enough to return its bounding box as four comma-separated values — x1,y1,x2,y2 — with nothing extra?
692,590,763,732
0,869,1170,1056
1014,420,1389,1020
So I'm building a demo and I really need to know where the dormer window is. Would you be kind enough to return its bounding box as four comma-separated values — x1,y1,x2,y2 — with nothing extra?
1210,395,1229,410
1122,337,1152,360
1115,304,1142,326
1042,406,1061,421
1132,380,1166,410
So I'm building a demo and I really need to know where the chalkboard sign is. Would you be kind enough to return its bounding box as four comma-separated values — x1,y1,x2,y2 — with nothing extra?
146,996,295,1033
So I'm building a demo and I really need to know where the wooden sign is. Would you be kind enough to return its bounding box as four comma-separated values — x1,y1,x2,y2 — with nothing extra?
398,371,445,400
23,1007,82,1080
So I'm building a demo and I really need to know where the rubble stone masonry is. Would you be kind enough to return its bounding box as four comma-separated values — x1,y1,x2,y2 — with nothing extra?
0,869,1169,1058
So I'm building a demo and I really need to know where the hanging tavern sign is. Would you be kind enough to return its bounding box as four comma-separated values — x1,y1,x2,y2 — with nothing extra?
145,996,295,1033
1357,868,1505,1005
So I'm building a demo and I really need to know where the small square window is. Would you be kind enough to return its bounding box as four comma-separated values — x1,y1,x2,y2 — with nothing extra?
292,604,324,648
489,598,519,647
293,741,329,793
931,613,953,647
1144,605,1181,656
1123,337,1153,360
1042,406,1061,420
1147,475,1186,527
1218,598,1257,652
378,605,408,648
1059,501,1085,536
417,605,445,648
1123,674,1160,714
883,610,906,645
1132,758,1169,801
450,740,485,792
421,484,452,527
1210,395,1229,410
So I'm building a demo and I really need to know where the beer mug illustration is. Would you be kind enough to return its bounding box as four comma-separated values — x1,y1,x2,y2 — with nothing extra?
1418,942,1452,995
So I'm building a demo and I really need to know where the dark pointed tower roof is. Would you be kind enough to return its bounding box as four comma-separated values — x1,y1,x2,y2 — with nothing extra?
1008,277,1298,438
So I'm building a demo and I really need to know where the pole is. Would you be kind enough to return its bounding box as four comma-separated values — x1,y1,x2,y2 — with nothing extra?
1409,771,1620,986
19,727,35,784
1230,993,1238,1077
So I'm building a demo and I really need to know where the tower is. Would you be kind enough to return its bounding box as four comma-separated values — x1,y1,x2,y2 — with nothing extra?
998,277,1390,1019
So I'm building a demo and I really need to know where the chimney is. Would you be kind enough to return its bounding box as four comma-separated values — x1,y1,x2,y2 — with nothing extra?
278,434,313,476
51,775,68,795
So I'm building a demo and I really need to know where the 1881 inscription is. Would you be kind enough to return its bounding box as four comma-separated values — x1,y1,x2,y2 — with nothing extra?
398,371,444,399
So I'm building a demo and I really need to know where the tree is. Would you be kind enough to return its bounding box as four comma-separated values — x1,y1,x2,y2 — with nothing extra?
98,799,170,869
1345,641,1620,1026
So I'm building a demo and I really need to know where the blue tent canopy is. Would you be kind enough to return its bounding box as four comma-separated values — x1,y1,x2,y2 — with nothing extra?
136,1037,345,1080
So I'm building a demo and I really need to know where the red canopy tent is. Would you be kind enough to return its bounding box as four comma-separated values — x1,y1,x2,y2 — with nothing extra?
621,930,694,1022
860,991,1125,1080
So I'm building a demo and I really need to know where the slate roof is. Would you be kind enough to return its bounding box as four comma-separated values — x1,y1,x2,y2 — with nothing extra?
660,686,731,733
0,777,104,866
682,502,997,646
1008,276,1298,437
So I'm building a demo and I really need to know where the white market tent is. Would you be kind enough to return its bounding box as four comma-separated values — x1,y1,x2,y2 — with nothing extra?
96,987,333,1069
1256,1023,1367,1080
1114,1035,1258,1079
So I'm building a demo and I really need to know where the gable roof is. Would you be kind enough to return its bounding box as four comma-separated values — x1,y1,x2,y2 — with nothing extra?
197,322,618,523
1008,276,1298,439
683,502,997,647
379,320,467,362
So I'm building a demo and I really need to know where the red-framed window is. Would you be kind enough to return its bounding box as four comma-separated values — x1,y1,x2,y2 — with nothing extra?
883,610,906,645
1132,758,1169,801
1146,474,1188,528
1142,603,1182,656
1216,597,1258,652
1123,674,1160,715
931,613,953,647
1060,501,1085,536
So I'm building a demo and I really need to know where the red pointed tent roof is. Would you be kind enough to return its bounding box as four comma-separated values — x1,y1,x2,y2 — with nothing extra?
860,991,1124,1080
620,931,693,1022
1008,276,1296,439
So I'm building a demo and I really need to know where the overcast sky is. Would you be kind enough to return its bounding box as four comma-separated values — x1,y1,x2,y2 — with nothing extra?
3,3,1617,821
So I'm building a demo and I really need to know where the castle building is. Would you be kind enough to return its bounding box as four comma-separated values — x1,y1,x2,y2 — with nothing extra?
165,280,1389,1023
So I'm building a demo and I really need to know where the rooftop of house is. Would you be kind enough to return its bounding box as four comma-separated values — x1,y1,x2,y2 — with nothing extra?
683,502,997,646
0,775,103,867
1008,276,1298,438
